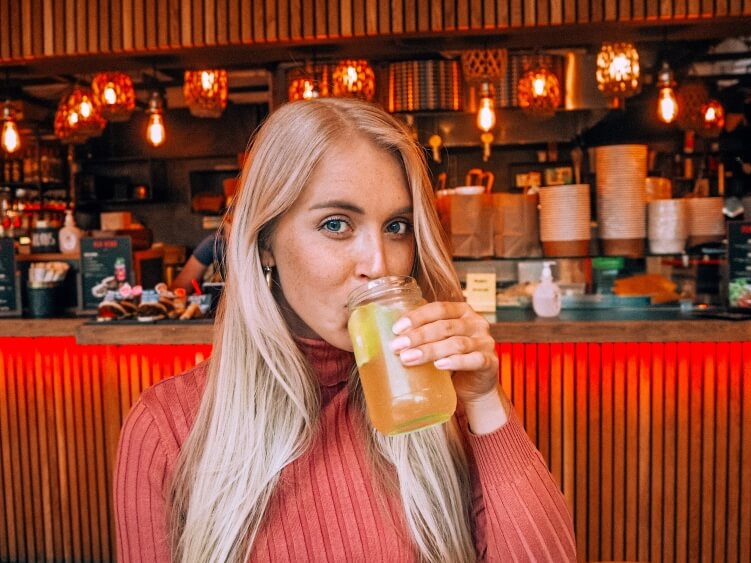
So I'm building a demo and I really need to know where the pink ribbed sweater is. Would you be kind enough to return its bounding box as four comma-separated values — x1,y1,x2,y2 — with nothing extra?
114,338,576,562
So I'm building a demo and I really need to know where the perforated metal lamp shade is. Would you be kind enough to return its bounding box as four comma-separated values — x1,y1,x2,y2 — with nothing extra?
287,64,334,101
596,42,640,102
183,70,228,118
332,60,376,101
91,72,136,122
517,68,561,118
54,86,106,144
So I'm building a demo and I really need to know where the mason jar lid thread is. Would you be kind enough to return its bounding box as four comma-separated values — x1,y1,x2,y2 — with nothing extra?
347,275,422,312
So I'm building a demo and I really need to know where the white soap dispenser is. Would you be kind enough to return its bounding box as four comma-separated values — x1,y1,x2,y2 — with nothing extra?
59,210,82,254
532,261,561,318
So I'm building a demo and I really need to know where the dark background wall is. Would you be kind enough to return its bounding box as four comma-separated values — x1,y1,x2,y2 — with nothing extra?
74,103,268,252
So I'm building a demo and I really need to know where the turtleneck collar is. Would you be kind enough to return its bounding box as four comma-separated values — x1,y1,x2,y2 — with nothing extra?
294,336,355,387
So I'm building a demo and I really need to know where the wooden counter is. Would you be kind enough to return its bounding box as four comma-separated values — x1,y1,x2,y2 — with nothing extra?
1,315,750,563
1,312,750,344
488,317,751,343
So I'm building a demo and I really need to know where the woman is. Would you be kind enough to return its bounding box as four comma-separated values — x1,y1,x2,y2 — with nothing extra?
115,98,575,562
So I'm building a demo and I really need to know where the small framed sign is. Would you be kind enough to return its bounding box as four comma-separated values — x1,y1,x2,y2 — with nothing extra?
0,237,21,317
727,221,751,310
465,272,497,313
80,236,134,312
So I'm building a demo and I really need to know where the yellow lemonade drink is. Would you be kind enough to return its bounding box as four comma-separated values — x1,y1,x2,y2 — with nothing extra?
347,277,457,435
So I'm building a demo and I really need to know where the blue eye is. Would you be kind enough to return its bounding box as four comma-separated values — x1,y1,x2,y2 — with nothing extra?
322,218,347,232
386,220,411,235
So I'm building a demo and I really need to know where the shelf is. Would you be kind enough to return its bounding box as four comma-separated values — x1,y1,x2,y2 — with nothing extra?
76,197,154,206
1,181,67,190
452,251,726,262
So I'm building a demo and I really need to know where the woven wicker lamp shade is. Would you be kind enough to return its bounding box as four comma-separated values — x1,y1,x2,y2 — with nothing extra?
461,49,508,81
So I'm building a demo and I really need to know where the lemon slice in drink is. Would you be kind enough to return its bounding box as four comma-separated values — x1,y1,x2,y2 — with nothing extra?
348,302,400,368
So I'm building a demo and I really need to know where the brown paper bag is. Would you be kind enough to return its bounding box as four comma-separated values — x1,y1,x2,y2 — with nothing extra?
492,193,542,257
448,193,495,258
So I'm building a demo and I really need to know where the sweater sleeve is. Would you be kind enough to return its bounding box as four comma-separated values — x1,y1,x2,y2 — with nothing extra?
114,399,173,563
465,409,577,562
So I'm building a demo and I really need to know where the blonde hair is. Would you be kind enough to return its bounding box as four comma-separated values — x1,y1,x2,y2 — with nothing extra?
168,98,475,562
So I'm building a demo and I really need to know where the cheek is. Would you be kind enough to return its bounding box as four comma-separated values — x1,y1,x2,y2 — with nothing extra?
387,241,416,275
276,242,342,307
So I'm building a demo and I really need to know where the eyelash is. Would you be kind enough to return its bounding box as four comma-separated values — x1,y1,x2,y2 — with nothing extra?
319,216,351,234
386,219,413,235
317,217,413,237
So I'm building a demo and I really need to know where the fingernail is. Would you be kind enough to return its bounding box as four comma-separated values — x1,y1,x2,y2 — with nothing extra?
392,317,412,334
390,336,411,352
400,348,422,363
434,358,451,369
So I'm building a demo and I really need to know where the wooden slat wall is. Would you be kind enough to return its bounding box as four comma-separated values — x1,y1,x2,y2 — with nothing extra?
0,336,750,561
1,0,750,63
497,340,751,563
0,337,210,563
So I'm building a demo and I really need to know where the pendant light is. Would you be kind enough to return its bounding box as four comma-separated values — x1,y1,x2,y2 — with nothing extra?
476,81,496,132
145,90,166,147
288,62,332,102
656,63,679,124
476,82,496,163
596,42,641,108
517,67,561,118
1,101,20,153
183,70,228,118
461,48,508,162
53,86,106,143
701,99,725,136
332,59,375,101
91,72,136,122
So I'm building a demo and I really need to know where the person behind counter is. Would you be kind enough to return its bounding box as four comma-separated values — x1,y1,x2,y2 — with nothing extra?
170,232,225,293
114,98,576,562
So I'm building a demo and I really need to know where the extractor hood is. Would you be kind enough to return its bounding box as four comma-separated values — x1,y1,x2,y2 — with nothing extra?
410,49,612,147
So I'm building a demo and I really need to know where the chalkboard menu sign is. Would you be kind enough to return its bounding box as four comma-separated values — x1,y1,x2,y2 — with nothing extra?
80,236,133,311
728,221,751,310
0,237,20,316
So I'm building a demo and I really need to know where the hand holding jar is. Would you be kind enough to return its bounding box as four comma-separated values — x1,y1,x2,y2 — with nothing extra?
389,298,507,435
348,276,506,436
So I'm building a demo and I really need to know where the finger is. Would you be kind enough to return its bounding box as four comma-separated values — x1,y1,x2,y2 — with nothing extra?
391,314,490,353
434,350,494,373
398,335,480,366
391,301,469,334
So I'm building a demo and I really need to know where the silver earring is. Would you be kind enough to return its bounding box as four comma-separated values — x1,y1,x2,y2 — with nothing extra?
263,265,273,289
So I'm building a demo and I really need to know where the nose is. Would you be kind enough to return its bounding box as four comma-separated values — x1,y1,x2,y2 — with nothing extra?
354,232,388,281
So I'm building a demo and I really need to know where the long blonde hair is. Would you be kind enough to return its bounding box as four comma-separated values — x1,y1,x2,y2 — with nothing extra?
168,98,475,562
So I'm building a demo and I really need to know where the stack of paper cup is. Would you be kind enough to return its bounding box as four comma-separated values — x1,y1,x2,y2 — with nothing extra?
595,144,648,257
538,184,591,256
648,199,687,254
645,177,672,202
686,197,725,245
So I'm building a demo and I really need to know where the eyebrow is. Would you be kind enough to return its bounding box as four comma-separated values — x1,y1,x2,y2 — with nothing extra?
309,200,413,216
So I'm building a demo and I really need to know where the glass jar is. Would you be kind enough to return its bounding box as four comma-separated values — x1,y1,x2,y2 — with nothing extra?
347,276,457,435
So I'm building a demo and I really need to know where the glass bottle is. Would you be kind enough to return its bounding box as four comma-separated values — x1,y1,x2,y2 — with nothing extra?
347,276,457,435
